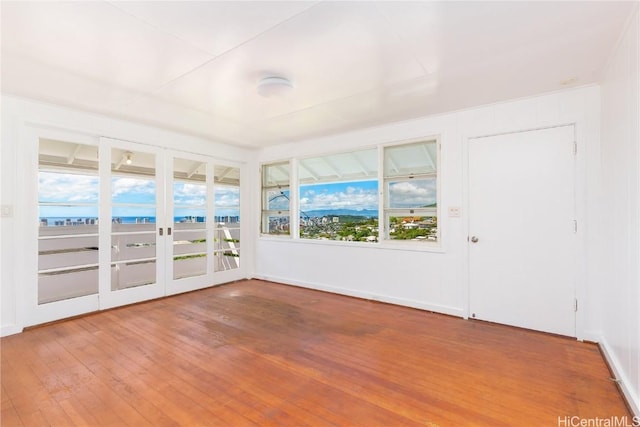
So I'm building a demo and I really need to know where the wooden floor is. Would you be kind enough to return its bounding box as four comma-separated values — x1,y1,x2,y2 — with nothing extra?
1,279,630,426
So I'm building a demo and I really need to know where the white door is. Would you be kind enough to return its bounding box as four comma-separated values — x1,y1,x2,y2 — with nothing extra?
32,132,102,326
468,125,576,337
99,140,167,309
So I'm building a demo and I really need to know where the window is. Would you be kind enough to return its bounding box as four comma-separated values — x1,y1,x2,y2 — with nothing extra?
298,149,378,242
260,137,439,245
383,139,438,242
261,161,290,235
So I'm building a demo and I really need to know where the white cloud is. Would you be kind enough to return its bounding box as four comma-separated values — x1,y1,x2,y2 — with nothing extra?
389,180,436,207
215,188,240,208
300,186,378,210
174,183,206,206
112,177,155,198
39,172,98,203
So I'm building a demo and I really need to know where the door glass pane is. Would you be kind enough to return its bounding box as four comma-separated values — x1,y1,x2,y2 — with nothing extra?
214,165,240,271
173,158,207,280
38,139,99,304
111,148,157,290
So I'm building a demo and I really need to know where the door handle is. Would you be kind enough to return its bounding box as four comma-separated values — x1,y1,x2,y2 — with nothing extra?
470,236,479,243
159,227,163,236
168,227,172,236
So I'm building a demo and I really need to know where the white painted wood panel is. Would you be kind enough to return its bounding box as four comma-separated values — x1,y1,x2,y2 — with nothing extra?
600,4,640,415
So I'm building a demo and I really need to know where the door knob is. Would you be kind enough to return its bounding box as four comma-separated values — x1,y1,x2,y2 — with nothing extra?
470,236,479,243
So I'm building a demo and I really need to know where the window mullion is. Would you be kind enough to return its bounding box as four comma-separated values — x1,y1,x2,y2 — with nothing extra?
290,158,299,239
378,145,385,240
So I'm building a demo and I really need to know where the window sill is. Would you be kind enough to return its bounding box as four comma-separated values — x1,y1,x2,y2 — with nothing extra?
258,235,444,253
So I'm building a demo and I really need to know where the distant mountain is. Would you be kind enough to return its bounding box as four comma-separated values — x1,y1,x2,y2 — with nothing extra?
302,209,378,218
301,205,436,218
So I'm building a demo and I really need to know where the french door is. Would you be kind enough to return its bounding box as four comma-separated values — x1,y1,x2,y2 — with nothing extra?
30,132,242,326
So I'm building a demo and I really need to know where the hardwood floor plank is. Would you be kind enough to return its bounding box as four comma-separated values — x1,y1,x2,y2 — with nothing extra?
103,303,337,425
1,279,631,426
0,405,24,427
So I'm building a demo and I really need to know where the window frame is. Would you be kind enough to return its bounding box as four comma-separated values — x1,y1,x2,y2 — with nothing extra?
296,147,379,243
381,137,440,245
260,161,291,236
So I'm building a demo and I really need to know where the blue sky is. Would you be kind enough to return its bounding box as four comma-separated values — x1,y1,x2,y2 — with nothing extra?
39,172,240,218
39,171,435,218
299,179,436,211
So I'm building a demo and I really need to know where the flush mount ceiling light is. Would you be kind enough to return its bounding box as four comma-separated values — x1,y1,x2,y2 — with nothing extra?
257,76,293,98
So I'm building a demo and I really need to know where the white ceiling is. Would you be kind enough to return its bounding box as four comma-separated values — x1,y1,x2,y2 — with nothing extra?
1,1,635,149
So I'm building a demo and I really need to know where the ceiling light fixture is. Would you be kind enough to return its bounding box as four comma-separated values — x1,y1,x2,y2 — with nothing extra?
124,152,133,165
257,76,293,98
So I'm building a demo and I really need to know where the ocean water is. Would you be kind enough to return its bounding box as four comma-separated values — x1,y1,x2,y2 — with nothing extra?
40,216,238,226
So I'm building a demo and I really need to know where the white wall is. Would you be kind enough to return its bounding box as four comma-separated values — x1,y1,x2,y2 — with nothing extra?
599,4,640,415
0,95,256,336
1,100,18,335
256,85,602,340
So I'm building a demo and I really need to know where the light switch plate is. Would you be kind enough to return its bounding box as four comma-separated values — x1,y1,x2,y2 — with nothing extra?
1,205,14,218
448,206,461,217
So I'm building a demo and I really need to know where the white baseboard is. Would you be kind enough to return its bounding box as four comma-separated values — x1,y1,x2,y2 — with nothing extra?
1,324,23,337
254,274,465,318
580,329,602,343
600,337,640,417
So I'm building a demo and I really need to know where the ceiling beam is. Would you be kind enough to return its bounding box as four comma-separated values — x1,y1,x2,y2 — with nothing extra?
67,144,82,165
299,162,319,181
421,144,436,170
187,162,205,179
386,154,400,175
320,157,341,178
350,152,374,177
113,158,125,171
215,166,234,182
267,164,290,187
